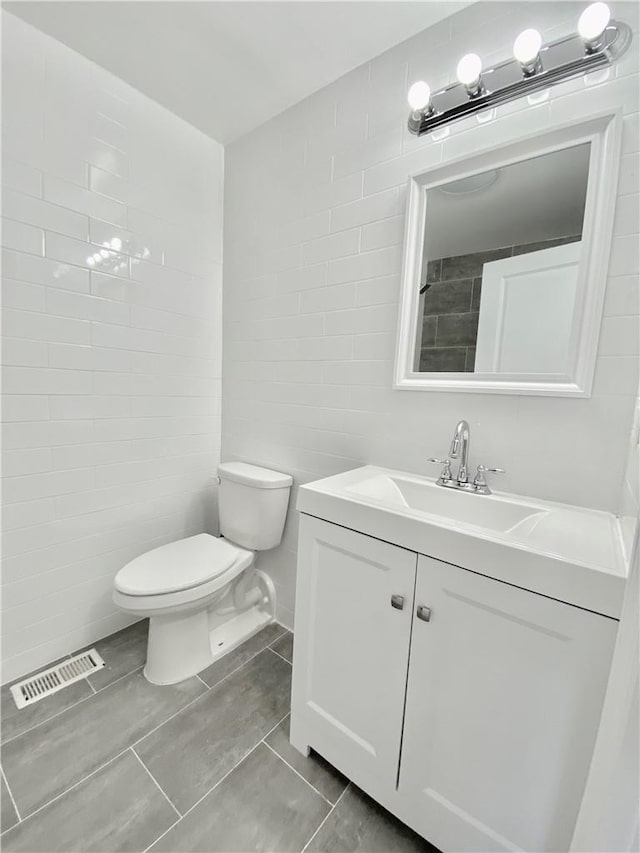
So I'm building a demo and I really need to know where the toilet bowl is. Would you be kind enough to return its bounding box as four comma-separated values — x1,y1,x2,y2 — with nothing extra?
113,462,292,685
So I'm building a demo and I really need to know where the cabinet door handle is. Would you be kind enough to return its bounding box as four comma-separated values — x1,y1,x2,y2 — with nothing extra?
390,594,405,610
416,604,432,622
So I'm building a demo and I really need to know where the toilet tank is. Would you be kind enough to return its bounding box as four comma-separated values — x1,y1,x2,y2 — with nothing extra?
218,462,293,551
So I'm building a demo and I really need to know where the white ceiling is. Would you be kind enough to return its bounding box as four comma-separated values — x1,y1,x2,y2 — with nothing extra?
425,143,591,260
6,1,468,144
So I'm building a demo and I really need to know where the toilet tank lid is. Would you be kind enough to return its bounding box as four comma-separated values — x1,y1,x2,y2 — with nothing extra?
218,461,293,489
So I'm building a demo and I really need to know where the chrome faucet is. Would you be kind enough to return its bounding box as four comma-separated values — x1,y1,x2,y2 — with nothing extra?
449,419,470,484
428,420,506,495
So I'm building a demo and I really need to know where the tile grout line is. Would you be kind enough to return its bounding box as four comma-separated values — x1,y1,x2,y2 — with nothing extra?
142,710,292,853
0,764,22,825
130,647,279,749
3,643,288,829
301,782,351,853
201,632,288,691
2,675,204,828
1,748,131,834
262,740,333,807
194,673,209,689
268,648,292,665
267,625,290,647
1,665,145,747
1,629,292,838
130,747,182,818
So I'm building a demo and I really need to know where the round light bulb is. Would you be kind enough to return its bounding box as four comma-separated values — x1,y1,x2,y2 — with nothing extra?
513,29,542,65
578,2,610,41
110,236,122,251
456,53,482,88
407,81,431,111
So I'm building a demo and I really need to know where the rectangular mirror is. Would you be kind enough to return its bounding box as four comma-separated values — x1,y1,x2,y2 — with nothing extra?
395,114,621,396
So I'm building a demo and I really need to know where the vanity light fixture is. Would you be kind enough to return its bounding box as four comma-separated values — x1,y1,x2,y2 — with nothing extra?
513,29,543,75
456,53,484,96
578,1,611,50
408,80,433,113
407,2,631,137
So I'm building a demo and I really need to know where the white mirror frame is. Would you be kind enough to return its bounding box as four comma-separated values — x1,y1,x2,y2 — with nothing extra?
394,110,622,397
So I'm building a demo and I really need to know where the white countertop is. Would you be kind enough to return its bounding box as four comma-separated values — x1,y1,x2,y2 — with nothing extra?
297,466,627,619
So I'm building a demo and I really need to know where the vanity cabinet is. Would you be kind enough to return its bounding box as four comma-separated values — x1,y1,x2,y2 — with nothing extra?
289,518,417,802
290,515,618,853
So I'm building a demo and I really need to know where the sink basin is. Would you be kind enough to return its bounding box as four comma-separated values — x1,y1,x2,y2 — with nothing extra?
297,465,627,619
345,473,546,533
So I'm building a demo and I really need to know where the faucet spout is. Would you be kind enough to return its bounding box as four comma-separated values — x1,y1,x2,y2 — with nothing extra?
450,420,470,483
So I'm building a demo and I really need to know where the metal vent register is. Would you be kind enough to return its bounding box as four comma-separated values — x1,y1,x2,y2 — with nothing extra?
10,650,105,709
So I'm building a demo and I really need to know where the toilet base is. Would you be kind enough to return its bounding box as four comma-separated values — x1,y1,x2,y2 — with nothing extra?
144,607,214,685
143,570,276,685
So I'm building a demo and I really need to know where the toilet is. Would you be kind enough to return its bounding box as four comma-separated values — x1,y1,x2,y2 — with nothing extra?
113,462,292,685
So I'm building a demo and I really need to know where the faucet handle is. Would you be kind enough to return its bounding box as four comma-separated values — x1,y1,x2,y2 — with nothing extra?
473,464,505,486
428,458,452,481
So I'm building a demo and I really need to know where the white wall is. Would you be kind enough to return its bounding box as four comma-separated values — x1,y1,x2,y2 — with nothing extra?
619,392,640,560
223,1,640,628
1,12,224,682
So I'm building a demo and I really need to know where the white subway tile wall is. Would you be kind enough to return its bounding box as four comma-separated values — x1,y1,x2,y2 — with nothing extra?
1,12,224,682
223,1,640,628
619,392,640,562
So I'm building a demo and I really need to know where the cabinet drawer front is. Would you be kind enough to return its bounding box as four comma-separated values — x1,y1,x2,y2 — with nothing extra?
399,555,617,853
291,516,417,798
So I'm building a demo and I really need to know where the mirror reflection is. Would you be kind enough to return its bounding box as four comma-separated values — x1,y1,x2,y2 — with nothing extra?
415,143,590,375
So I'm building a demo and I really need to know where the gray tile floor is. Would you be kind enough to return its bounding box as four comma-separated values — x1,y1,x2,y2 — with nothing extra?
1,621,435,852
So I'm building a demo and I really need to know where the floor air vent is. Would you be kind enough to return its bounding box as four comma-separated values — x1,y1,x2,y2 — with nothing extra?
10,649,106,709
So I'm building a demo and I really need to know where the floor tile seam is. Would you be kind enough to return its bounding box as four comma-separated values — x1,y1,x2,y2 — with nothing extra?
301,782,351,853
1,665,144,747
261,740,334,806
0,764,22,825
2,747,131,830
268,624,290,645
142,710,292,852
2,682,206,825
140,719,285,853
201,640,284,690
268,647,292,665
130,747,182,818
124,644,284,759
194,674,209,689
1,707,290,837
128,684,218,753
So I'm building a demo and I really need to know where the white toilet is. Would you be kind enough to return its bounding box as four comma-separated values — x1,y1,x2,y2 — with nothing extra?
113,462,292,685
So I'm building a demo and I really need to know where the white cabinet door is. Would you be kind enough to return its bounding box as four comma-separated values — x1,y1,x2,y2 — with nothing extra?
290,515,417,801
398,555,618,853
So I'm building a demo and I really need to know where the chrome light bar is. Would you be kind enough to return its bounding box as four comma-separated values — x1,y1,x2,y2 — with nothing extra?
408,13,632,137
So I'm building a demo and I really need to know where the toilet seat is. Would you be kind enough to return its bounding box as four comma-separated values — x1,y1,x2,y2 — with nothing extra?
113,534,255,618
115,534,245,596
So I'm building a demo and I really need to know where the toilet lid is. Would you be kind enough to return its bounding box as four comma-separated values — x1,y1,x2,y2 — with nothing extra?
114,534,241,596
